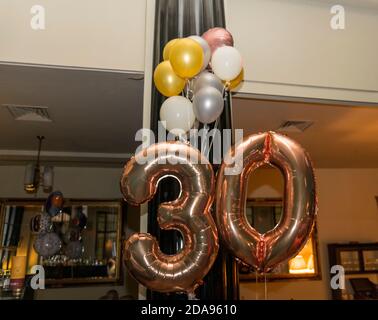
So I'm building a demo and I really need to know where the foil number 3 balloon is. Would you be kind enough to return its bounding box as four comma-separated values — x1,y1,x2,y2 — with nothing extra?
216,132,317,273
120,142,219,294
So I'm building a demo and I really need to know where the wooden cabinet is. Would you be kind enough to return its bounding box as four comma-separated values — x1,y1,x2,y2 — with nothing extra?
328,242,378,300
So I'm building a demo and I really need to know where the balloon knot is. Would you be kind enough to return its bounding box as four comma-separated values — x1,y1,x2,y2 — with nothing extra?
256,239,266,266
263,133,272,163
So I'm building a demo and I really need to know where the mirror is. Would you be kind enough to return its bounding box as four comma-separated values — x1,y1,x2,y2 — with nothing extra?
0,199,123,286
239,198,321,281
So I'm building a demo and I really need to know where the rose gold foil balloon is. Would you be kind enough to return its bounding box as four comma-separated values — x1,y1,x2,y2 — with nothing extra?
202,27,234,54
216,132,317,273
120,142,219,294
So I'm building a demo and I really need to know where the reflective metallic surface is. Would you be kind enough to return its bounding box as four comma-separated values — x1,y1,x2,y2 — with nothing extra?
202,27,234,54
193,86,224,124
216,132,317,273
121,142,219,293
193,71,224,93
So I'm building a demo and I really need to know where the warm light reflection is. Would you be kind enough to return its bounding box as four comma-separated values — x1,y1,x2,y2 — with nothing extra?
289,238,315,274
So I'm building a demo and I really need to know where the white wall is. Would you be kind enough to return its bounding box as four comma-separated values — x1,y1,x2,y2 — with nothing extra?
240,168,378,300
0,0,146,71
0,165,141,300
225,0,378,103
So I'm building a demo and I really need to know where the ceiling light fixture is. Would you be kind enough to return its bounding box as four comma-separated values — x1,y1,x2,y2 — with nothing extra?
24,136,54,194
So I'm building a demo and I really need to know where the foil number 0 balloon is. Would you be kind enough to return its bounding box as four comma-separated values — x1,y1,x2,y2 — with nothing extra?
120,142,219,294
216,132,317,273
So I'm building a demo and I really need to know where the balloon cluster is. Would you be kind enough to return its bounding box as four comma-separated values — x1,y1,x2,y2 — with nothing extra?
32,191,65,257
154,28,244,136
32,191,85,259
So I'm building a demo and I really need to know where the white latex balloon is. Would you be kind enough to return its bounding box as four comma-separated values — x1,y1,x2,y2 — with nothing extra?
211,46,243,81
188,35,211,71
160,96,196,136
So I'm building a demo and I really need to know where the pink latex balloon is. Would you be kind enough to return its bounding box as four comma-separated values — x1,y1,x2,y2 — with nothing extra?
202,27,234,54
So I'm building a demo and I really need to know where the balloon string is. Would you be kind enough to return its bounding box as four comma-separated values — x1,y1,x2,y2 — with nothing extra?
222,83,227,97
206,118,219,158
178,133,187,144
186,79,190,100
264,273,268,300
255,270,258,300
202,123,210,158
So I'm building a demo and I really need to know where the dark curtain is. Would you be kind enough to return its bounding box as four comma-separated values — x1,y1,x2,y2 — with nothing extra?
148,0,239,300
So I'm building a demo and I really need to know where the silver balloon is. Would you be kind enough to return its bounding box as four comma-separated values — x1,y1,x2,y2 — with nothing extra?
31,213,52,233
193,71,223,94
120,142,219,294
193,86,224,124
215,131,317,273
39,213,52,232
34,232,62,257
188,36,211,71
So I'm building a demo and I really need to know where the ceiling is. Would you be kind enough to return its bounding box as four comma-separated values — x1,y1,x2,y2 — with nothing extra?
0,63,144,166
232,98,378,168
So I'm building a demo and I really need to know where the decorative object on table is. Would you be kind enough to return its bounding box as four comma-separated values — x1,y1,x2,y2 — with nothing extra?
34,232,62,257
215,131,317,273
10,256,26,297
45,191,64,217
39,213,52,232
121,142,219,295
23,136,54,194
30,213,52,233
1,199,123,286
62,226,81,244
65,240,84,259
72,211,88,230
154,28,243,137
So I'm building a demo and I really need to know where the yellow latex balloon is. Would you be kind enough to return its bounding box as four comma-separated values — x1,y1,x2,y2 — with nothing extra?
154,61,186,97
169,38,203,78
225,68,244,90
163,38,179,61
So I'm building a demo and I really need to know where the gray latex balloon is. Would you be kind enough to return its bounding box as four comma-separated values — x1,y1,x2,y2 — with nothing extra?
193,86,224,124
193,71,224,94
